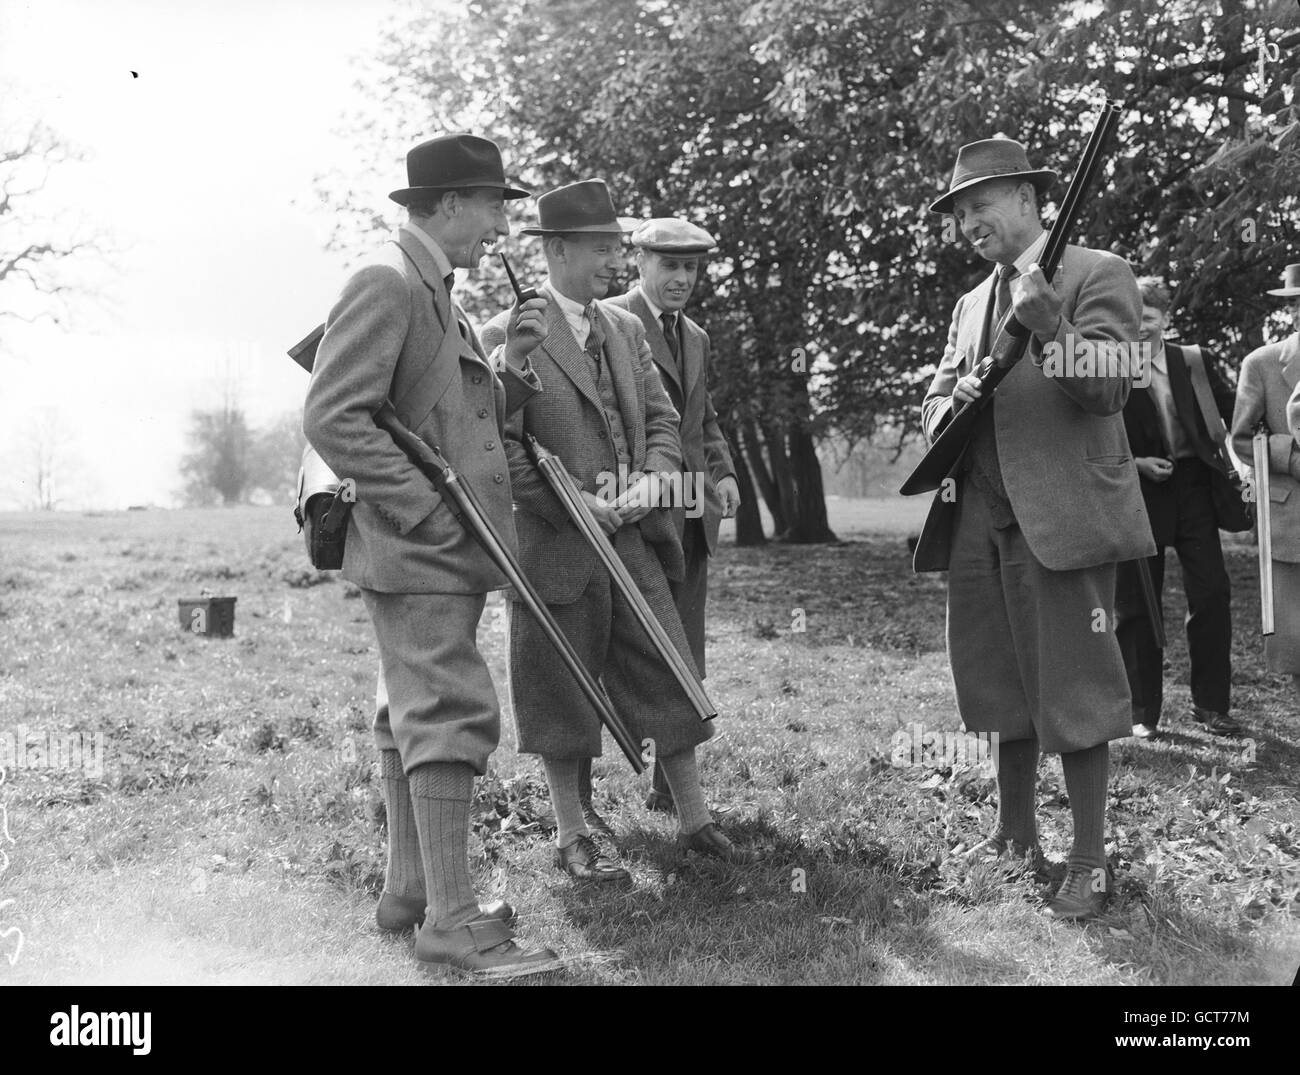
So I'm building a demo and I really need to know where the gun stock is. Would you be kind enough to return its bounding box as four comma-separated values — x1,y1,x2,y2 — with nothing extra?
1253,428,1275,636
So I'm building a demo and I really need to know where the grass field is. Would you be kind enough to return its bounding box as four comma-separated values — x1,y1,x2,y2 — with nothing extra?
0,499,1296,985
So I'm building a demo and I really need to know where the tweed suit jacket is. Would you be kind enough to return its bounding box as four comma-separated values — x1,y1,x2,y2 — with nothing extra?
607,285,737,554
1121,343,1235,547
303,229,540,593
481,293,685,604
1230,332,1300,563
914,243,1155,572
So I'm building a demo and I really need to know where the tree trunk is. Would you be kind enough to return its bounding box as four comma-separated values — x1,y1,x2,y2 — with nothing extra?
760,420,798,538
782,426,837,543
741,418,786,534
727,431,766,546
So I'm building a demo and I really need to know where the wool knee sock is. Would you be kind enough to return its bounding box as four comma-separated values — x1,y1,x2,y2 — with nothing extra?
408,762,478,929
542,757,590,850
1061,742,1109,871
657,749,712,836
379,750,424,901
577,756,594,808
995,738,1040,848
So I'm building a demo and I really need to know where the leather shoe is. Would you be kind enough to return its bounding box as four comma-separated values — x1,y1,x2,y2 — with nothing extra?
1130,722,1160,741
415,913,563,980
958,834,1048,879
582,804,616,838
676,823,764,865
1190,705,1243,737
644,789,676,814
1044,864,1110,922
376,892,516,933
556,834,630,883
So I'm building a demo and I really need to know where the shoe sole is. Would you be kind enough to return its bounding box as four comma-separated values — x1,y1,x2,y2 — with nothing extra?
417,954,566,981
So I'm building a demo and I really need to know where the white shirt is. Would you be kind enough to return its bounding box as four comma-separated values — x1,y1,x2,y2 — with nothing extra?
399,222,454,284
642,292,678,334
543,279,594,349
1007,230,1049,278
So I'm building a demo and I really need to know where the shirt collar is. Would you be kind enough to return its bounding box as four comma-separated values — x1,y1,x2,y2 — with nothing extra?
1008,230,1049,277
399,222,454,284
543,278,590,320
641,289,673,325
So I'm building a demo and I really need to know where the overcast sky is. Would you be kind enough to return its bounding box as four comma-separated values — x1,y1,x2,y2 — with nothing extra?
0,0,426,509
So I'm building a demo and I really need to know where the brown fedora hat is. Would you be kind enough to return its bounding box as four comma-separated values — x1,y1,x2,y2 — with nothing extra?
520,180,640,236
929,137,1058,215
389,133,529,205
1266,263,1300,298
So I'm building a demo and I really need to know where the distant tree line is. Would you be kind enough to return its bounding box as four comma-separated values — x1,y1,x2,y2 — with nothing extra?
178,394,305,507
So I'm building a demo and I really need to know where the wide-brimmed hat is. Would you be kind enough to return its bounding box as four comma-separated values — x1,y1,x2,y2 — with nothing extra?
631,218,717,254
1266,263,1300,298
388,134,529,206
520,180,639,236
929,137,1058,215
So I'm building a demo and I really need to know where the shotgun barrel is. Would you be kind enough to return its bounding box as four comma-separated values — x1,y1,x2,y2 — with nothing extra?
1252,427,1275,637
900,101,1124,497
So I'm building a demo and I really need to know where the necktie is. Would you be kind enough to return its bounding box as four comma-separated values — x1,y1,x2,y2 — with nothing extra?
585,303,605,372
994,264,1017,324
660,312,680,363
444,274,469,342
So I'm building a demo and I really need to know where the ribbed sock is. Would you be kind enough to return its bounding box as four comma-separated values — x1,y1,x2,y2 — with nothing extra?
1061,743,1109,871
577,756,593,809
408,762,479,929
657,749,712,836
542,757,590,849
379,750,424,901
995,738,1040,848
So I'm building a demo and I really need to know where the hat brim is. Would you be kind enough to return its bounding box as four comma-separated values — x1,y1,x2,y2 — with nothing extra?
1266,287,1300,297
389,181,531,205
520,217,641,237
637,244,717,255
929,169,1058,215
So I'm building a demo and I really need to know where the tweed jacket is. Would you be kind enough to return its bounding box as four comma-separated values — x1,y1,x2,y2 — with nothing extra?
914,243,1155,572
481,294,685,604
1121,342,1235,547
1230,332,1300,563
303,229,540,593
606,285,737,553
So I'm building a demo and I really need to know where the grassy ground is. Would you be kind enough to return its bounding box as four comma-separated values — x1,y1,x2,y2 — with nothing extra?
0,500,1296,985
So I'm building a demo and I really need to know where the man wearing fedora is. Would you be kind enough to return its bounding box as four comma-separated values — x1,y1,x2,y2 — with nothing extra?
1113,277,1240,740
606,218,740,814
304,133,563,978
481,180,762,883
1231,264,1300,700
913,137,1152,921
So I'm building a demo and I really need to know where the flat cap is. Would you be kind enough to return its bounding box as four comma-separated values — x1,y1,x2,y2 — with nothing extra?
631,218,717,254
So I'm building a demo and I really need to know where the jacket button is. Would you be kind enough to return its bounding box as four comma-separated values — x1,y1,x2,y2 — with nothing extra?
472,375,483,384
598,430,607,439
493,474,505,484
478,408,489,418
485,441,496,450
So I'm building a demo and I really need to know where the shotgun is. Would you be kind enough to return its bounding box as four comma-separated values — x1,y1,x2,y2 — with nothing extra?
1252,425,1275,636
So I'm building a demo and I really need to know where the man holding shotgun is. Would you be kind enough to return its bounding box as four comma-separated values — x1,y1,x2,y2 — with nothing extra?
303,134,562,978
914,136,1152,921
482,180,762,883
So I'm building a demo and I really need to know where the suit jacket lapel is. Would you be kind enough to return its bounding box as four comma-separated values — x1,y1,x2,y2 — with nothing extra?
680,314,704,398
629,286,683,393
970,272,998,365
541,301,603,412
598,305,647,465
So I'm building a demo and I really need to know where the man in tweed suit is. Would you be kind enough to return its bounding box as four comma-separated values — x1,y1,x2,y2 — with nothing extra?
304,134,561,978
482,180,761,882
606,218,740,815
915,138,1153,921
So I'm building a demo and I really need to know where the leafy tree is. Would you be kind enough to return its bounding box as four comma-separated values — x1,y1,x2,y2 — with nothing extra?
178,395,254,507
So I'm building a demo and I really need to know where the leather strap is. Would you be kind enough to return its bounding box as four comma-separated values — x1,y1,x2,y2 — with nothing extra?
464,915,513,951
1182,344,1233,473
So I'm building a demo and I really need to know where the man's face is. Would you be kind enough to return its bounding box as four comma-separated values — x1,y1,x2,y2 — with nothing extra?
444,189,510,269
952,179,1039,265
1138,304,1168,344
638,250,701,311
548,233,625,303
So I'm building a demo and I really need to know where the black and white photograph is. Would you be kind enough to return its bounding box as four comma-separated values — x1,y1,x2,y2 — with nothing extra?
1,0,1298,1026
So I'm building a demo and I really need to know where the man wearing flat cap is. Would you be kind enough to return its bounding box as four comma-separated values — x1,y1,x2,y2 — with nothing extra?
913,136,1152,921
304,133,562,978
482,180,762,884
606,218,740,814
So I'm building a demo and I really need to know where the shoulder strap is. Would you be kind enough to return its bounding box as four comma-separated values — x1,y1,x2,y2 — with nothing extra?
1181,344,1228,448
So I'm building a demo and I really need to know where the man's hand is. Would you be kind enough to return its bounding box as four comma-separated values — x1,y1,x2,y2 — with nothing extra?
581,490,623,535
609,472,658,524
716,474,741,518
1012,263,1064,339
952,372,985,407
1135,456,1174,483
503,295,549,366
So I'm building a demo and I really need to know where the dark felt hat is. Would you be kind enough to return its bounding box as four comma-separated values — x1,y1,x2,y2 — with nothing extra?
520,180,639,236
388,134,529,206
1266,263,1300,298
929,137,1058,215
